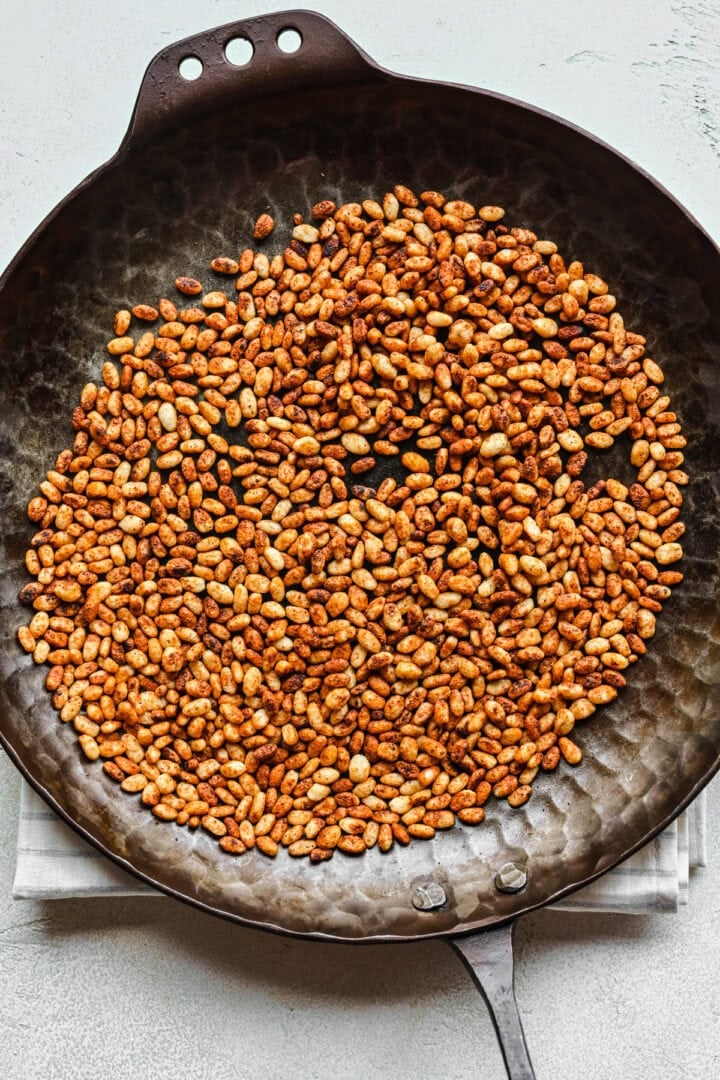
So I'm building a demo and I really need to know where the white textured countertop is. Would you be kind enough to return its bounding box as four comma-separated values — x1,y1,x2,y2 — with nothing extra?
1,2,719,1078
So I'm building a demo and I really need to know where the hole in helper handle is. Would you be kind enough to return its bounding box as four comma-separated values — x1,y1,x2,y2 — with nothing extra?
123,10,380,147
450,923,537,1080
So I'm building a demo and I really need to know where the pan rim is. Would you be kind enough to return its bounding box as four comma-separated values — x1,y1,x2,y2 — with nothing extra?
1,13,719,942
1,13,718,290
3,723,718,942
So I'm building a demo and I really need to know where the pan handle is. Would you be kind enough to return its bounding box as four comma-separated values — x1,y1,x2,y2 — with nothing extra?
449,922,536,1080
123,10,380,146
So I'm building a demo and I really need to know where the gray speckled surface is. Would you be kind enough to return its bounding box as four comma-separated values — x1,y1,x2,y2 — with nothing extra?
1,2,719,1077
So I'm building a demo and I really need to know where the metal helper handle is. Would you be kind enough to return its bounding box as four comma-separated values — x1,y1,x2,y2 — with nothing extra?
123,9,378,146
450,923,536,1080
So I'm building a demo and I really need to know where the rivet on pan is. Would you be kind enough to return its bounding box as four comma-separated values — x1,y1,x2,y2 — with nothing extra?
412,882,447,911
494,862,527,894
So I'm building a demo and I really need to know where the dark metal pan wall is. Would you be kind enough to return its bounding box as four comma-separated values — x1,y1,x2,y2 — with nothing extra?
0,12,719,941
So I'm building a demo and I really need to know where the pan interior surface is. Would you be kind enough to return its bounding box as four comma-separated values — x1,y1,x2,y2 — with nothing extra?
1,75,719,940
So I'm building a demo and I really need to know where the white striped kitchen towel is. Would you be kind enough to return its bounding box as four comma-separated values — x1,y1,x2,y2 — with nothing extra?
13,779,707,911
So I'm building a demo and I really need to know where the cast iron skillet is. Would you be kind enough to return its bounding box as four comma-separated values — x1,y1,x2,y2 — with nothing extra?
1,11,719,1078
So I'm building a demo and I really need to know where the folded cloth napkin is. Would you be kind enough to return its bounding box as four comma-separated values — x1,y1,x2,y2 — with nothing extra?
13,779,707,912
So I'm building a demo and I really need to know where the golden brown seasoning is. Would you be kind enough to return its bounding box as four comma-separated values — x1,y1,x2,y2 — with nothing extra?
18,187,686,861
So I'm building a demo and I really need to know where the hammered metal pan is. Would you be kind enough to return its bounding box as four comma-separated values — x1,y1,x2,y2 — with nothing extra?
1,12,719,1079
